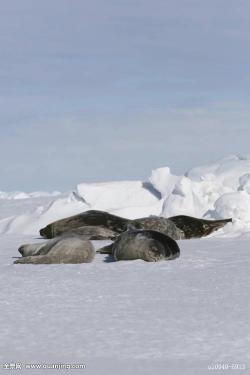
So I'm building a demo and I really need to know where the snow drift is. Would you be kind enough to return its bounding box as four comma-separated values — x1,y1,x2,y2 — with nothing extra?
1,155,250,236
0,190,60,200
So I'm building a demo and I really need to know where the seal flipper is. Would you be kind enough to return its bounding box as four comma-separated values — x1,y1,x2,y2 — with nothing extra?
96,243,113,255
96,224,140,255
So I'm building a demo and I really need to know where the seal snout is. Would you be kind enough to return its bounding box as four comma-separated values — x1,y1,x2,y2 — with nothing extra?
18,246,25,256
40,225,52,239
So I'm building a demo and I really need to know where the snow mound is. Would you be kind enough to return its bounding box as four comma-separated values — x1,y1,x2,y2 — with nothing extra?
0,180,161,234
149,167,179,198
75,180,159,211
74,180,161,219
1,155,250,236
0,194,88,235
0,190,61,200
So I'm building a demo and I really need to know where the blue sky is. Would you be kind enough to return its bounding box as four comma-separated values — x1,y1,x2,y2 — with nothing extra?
1,0,250,191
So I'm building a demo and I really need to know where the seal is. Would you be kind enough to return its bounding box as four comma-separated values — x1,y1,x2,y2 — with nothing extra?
97,228,180,262
39,210,129,239
39,210,184,240
14,236,95,264
39,210,232,241
60,225,117,240
168,215,232,238
133,216,185,240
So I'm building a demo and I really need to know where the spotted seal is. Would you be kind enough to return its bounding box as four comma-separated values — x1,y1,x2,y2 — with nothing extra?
14,236,95,264
97,228,180,262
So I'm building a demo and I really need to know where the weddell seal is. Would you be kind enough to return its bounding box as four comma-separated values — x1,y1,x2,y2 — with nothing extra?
14,235,95,264
56,225,117,240
132,216,185,239
168,216,232,239
39,210,232,240
39,210,185,240
39,210,129,239
97,228,180,262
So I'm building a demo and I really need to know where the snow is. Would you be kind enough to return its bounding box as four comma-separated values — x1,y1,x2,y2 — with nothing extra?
1,155,250,374
149,166,179,198
161,155,250,220
1,155,250,236
1,234,249,374
75,180,160,218
0,191,90,235
0,190,61,200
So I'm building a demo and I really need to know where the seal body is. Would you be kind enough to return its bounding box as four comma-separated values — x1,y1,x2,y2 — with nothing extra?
168,215,232,238
40,210,130,239
62,225,117,240
104,229,180,262
14,236,95,264
39,210,232,241
18,236,65,257
133,216,184,240
39,210,184,240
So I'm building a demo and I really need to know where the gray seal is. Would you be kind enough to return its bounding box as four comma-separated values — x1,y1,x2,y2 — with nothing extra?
14,236,95,264
39,210,184,240
98,228,180,262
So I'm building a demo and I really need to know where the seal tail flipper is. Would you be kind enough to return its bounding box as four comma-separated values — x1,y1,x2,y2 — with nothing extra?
214,218,232,223
96,243,113,255
205,218,232,226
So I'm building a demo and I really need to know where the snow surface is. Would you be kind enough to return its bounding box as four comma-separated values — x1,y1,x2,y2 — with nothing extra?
1,156,250,374
1,235,249,374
